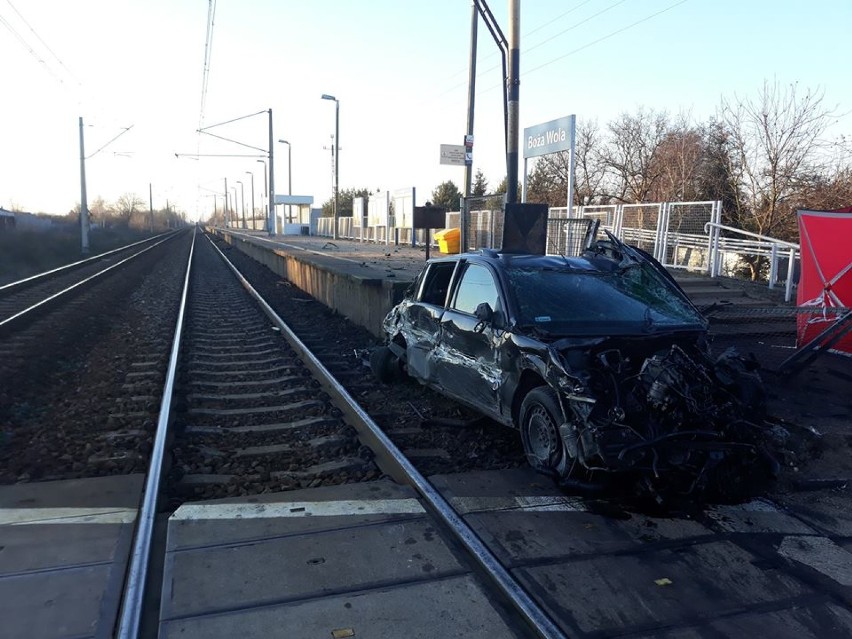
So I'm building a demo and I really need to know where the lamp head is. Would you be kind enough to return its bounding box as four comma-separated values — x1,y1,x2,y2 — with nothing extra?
321,94,337,101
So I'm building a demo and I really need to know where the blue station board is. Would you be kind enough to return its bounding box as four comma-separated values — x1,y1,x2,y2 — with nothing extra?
523,116,572,159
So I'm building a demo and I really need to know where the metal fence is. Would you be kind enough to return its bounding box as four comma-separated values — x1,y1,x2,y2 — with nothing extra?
315,198,804,302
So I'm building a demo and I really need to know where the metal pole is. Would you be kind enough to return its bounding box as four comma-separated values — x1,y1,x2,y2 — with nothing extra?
566,114,576,216
79,116,90,254
321,95,340,239
334,100,340,240
464,2,477,199
506,0,520,204
785,247,796,302
288,142,292,224
463,1,478,252
224,177,229,228
149,182,154,232
247,171,255,229
268,108,275,236
278,141,293,224
257,160,267,226
237,180,246,228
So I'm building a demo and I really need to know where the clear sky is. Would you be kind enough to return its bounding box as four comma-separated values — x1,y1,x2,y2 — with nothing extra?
1,0,849,220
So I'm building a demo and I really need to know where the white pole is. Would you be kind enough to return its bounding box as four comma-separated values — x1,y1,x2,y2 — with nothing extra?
566,114,576,217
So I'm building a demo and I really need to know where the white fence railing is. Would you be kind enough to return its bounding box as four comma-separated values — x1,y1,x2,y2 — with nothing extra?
314,199,800,302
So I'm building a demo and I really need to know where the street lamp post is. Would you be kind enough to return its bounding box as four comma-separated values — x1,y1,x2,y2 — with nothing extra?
224,177,229,228
321,94,339,240
230,186,238,227
277,139,292,223
236,180,246,228
245,171,256,229
256,160,267,224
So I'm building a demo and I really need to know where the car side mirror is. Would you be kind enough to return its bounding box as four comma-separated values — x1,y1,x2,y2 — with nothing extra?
474,302,493,333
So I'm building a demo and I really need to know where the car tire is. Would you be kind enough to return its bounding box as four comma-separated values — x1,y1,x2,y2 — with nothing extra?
370,346,403,384
520,386,564,476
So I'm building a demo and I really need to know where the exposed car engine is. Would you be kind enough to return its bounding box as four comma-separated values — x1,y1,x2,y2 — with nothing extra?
553,340,776,502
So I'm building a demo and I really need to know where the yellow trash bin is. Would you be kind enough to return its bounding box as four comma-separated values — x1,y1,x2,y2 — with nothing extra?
434,227,461,254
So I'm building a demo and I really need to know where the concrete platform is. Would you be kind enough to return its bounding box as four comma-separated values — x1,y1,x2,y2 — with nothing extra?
210,229,789,337
158,479,524,638
213,230,427,336
0,474,144,639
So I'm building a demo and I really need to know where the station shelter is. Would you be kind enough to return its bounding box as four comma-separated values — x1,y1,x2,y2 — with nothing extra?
273,195,318,235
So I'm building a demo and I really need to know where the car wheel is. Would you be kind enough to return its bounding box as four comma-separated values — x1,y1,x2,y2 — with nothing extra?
520,387,564,476
370,346,403,384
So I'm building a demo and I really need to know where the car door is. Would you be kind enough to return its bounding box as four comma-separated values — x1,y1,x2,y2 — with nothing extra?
435,262,504,417
401,260,458,383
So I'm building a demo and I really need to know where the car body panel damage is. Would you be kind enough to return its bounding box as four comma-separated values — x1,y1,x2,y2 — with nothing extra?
375,234,778,502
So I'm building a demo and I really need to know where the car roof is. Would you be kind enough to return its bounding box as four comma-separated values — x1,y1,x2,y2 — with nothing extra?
428,250,613,273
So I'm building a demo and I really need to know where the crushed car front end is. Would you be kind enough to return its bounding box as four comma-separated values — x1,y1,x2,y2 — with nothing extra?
534,333,776,501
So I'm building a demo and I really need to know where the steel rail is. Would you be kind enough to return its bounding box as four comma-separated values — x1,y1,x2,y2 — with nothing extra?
205,233,568,639
0,230,177,296
115,228,197,638
0,232,181,333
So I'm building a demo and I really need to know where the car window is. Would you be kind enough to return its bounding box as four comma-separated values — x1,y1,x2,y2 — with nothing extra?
507,265,703,333
452,263,500,315
417,261,456,306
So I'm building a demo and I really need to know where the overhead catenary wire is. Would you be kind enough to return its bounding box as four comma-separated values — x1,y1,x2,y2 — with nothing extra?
0,11,65,86
433,0,687,105
524,0,689,76
463,0,691,101
198,0,217,129
524,0,630,55
4,0,79,85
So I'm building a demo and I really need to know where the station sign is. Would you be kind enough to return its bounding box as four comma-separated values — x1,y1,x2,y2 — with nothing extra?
523,116,572,159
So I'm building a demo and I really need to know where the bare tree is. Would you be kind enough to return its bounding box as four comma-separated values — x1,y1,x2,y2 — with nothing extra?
88,196,111,227
647,113,704,202
114,193,145,226
718,80,839,241
574,119,608,205
601,108,670,203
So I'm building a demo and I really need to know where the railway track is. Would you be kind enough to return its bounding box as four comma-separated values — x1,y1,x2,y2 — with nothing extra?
167,232,381,503
0,232,176,334
4,228,852,639
0,230,190,483
118,230,561,637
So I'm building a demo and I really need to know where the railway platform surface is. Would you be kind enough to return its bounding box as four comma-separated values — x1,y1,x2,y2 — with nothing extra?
213,228,767,337
158,478,522,638
0,474,144,639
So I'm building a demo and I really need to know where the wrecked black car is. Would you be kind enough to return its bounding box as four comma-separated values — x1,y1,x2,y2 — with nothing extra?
373,233,777,502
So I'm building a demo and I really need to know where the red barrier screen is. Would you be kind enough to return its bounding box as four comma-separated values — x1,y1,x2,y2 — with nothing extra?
796,208,852,355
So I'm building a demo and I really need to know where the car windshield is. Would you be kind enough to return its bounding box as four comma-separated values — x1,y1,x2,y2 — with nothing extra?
507,263,705,335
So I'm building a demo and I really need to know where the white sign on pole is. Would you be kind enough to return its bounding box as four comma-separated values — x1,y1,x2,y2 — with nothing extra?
439,144,466,166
